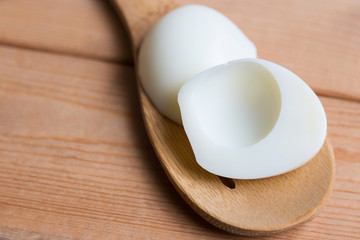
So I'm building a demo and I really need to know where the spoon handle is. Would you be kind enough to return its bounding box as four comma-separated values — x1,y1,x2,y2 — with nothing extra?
110,0,178,56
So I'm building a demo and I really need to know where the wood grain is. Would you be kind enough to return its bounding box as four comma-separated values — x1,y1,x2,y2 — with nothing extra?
0,0,359,239
0,45,359,239
1,0,359,100
0,0,132,63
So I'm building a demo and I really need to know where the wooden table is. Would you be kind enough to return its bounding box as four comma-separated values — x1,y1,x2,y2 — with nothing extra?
0,0,359,239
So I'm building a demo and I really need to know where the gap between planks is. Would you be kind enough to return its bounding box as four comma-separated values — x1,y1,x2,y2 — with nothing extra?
0,42,133,66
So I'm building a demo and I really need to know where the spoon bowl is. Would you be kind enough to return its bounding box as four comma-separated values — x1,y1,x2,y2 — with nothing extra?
111,0,335,235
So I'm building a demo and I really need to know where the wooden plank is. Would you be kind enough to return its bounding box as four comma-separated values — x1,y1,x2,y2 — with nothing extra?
0,226,73,240
0,0,132,63
180,0,360,101
1,0,359,100
0,45,359,239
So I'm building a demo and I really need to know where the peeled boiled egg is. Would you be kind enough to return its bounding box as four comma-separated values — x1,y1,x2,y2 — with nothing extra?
139,4,257,124
178,59,327,179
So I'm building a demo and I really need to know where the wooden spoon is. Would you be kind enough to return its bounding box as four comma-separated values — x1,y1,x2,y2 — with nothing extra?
110,0,335,236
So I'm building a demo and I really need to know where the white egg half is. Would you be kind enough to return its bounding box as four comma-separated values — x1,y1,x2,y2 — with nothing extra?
139,5,257,124
178,59,327,179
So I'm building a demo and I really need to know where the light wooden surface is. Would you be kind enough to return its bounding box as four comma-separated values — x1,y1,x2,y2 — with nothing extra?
0,0,359,239
111,0,335,235
0,0,132,63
